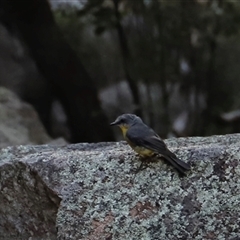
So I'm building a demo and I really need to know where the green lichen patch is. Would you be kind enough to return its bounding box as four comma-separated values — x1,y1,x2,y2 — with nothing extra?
0,135,240,239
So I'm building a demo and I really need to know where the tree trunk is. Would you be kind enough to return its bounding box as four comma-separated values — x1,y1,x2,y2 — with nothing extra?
0,0,114,142
156,1,171,137
112,0,142,117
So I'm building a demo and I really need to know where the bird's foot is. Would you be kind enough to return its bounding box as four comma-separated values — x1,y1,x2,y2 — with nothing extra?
132,161,149,174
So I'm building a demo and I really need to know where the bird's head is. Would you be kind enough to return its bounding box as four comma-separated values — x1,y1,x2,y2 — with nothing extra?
110,113,142,136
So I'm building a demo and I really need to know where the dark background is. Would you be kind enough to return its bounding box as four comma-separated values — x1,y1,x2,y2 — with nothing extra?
0,0,240,143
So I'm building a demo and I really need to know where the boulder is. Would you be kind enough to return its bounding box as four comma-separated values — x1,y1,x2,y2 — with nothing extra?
0,87,65,148
0,134,240,239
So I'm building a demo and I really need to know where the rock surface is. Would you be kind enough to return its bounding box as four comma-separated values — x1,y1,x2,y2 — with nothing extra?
0,134,240,239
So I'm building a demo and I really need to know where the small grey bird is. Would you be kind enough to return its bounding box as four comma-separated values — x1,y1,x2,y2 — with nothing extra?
110,113,191,174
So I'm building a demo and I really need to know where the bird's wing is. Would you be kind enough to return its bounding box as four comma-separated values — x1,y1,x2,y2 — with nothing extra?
126,125,174,157
126,125,191,173
144,136,177,158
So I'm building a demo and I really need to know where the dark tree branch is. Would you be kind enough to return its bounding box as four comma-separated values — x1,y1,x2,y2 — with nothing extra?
112,0,142,117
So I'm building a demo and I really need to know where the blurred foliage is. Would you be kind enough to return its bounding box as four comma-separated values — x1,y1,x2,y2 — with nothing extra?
54,0,240,137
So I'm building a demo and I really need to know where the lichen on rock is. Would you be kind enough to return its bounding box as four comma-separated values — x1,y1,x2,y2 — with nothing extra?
0,134,240,239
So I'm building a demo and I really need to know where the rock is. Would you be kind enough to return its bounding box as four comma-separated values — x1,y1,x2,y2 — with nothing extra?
0,134,240,239
0,87,66,148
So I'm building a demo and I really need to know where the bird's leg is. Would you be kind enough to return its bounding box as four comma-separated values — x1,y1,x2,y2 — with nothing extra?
132,155,151,173
135,161,147,173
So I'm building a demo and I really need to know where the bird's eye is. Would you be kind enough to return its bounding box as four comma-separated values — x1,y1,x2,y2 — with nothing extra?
119,119,123,124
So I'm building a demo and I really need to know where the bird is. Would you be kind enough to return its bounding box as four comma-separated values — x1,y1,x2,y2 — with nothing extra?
110,113,190,174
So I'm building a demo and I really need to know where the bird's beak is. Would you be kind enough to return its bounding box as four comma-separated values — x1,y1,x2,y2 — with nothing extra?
110,120,118,126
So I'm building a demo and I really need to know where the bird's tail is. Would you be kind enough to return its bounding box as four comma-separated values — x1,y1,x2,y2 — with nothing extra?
165,155,191,175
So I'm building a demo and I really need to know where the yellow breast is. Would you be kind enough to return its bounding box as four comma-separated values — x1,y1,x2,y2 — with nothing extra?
133,146,155,157
119,125,154,157
119,125,129,138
